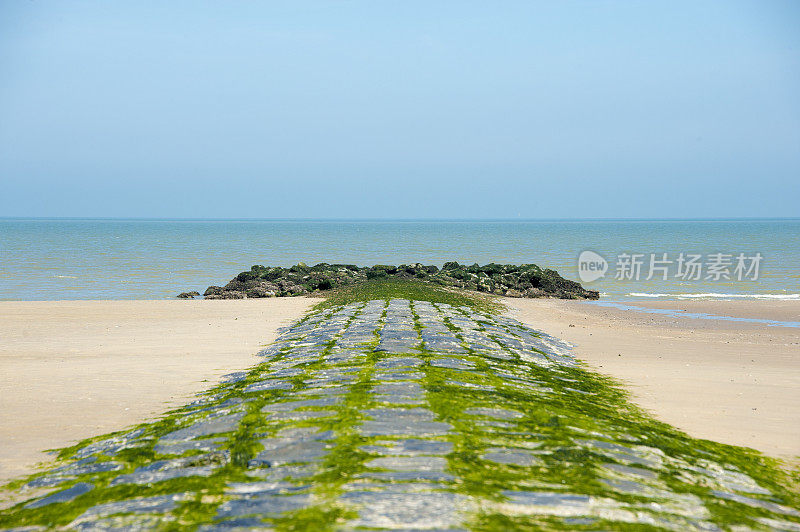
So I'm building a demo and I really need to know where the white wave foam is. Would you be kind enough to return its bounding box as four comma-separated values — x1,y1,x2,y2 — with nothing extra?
627,292,800,301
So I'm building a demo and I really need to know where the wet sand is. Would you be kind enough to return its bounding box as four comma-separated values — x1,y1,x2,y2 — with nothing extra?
504,298,800,460
617,298,800,323
0,299,314,484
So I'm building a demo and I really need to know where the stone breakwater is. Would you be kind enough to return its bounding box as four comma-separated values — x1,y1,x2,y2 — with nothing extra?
2,301,798,530
196,262,599,300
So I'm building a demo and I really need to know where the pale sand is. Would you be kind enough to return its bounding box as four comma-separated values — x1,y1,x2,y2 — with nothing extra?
3,297,797,485
504,298,800,459
0,299,314,484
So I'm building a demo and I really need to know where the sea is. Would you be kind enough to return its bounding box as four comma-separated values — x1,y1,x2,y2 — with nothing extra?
1,218,798,301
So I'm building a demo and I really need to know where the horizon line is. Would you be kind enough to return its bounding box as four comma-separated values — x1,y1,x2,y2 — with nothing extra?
1,216,799,223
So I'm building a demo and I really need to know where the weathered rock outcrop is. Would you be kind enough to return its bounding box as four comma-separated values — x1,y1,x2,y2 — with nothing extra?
176,291,200,299
199,262,599,300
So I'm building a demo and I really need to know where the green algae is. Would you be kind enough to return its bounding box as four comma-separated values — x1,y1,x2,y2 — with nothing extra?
2,294,799,531
270,302,381,530
411,303,799,530
313,277,504,314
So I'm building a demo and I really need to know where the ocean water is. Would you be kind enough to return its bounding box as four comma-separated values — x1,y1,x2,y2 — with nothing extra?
0,218,798,301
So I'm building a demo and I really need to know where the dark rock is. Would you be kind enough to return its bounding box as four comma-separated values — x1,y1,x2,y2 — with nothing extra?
177,291,200,299
246,287,275,298
223,279,250,291
244,281,278,298
203,262,599,300
289,262,310,273
204,286,224,297
206,291,246,300
284,284,307,296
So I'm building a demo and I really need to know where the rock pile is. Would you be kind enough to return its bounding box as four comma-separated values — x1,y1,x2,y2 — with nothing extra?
199,262,599,300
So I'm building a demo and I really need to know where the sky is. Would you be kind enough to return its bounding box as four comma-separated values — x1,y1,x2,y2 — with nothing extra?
1,1,799,219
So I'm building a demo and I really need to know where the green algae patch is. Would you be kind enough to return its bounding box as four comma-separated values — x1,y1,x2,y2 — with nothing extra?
272,504,356,532
313,277,504,314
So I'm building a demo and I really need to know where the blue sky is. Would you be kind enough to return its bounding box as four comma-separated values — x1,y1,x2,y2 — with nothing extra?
1,1,798,218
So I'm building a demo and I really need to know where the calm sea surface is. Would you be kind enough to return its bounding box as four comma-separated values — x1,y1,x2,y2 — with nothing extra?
1,219,798,301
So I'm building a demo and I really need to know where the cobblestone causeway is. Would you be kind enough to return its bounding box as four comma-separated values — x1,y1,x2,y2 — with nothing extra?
2,300,798,530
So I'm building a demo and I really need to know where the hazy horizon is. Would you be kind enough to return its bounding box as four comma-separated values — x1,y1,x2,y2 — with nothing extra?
2,216,800,222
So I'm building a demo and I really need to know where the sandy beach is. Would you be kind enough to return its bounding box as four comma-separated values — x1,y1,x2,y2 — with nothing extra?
504,298,800,460
0,298,314,484
2,296,798,487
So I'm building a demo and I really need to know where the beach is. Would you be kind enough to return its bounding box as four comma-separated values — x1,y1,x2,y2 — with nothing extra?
3,1,798,524
0,298,314,484
1,296,798,488
8,293,799,529
505,298,800,460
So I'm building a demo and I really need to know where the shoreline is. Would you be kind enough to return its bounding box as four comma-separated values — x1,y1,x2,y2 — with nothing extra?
0,298,315,484
594,298,800,324
503,297,800,460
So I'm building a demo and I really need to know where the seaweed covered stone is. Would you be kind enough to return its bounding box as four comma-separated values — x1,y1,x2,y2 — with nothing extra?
195,262,599,300
5,299,798,530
